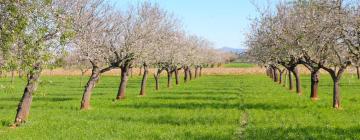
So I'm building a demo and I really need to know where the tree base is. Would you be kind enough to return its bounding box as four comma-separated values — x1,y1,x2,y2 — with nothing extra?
310,97,319,101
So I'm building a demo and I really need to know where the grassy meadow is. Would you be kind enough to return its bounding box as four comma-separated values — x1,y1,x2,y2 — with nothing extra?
1,70,360,139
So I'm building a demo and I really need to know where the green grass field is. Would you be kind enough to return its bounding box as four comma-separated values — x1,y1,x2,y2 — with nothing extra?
1,73,360,139
223,63,256,68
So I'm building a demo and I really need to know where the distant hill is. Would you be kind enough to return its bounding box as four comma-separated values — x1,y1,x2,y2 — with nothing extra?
219,47,246,54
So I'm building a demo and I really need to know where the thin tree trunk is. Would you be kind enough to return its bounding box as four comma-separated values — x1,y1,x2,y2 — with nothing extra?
175,67,179,85
278,69,285,84
184,66,188,83
310,70,320,100
292,67,302,95
80,67,100,110
283,70,287,87
273,68,278,82
14,64,42,126
288,69,293,91
166,69,173,88
332,78,340,108
154,69,162,90
269,68,274,79
116,66,129,100
139,64,148,96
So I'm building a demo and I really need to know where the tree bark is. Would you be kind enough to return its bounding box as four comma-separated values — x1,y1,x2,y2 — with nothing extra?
310,70,320,100
199,67,202,77
288,70,293,90
116,66,129,100
154,69,162,90
184,66,189,83
80,66,100,110
292,67,302,95
174,67,180,85
333,79,340,108
273,67,278,82
14,64,42,126
166,69,173,88
139,64,148,96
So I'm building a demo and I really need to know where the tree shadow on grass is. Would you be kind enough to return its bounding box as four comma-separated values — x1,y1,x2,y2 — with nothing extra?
118,102,300,110
243,126,360,139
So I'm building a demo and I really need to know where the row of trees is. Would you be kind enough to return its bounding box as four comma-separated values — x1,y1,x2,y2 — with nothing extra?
247,0,360,109
0,0,234,127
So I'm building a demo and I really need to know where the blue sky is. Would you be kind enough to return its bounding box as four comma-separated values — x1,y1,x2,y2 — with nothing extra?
108,0,277,49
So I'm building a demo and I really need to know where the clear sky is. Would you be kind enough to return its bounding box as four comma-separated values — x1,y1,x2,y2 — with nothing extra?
108,0,276,49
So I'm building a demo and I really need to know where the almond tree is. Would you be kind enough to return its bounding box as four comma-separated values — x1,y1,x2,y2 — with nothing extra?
2,0,73,126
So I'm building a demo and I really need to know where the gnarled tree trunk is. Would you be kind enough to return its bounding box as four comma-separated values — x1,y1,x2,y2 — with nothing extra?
166,69,173,88
116,66,129,100
80,66,100,110
310,70,320,100
291,67,302,95
184,66,189,83
174,67,180,85
288,70,293,91
139,64,148,96
273,67,278,82
14,64,42,126
154,69,162,90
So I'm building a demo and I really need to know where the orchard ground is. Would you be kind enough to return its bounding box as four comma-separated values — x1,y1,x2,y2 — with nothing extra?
1,65,360,139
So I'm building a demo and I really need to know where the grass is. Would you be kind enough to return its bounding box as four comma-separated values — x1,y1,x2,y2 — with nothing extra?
1,73,360,139
223,62,256,68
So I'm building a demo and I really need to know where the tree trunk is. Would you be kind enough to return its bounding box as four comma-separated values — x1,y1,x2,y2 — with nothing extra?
184,66,189,83
139,64,148,96
288,70,293,90
283,70,287,87
292,67,302,95
166,69,173,88
116,66,129,100
278,69,284,84
273,68,278,82
332,78,340,108
310,70,320,100
80,67,100,110
154,69,162,90
357,66,359,79
14,65,42,126
269,68,274,79
175,67,180,85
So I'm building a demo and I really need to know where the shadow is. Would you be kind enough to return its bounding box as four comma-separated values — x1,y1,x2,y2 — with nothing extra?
149,96,239,101
117,102,299,110
243,126,360,139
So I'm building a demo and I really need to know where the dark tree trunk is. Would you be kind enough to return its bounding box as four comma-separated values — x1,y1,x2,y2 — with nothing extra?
283,70,287,87
357,66,359,79
154,69,162,90
288,70,293,91
278,69,285,84
310,70,320,100
184,66,189,83
292,67,302,95
175,67,180,85
139,64,148,96
269,68,274,79
116,66,129,100
80,66,100,110
273,67,278,82
199,67,202,77
14,64,42,126
166,69,173,88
